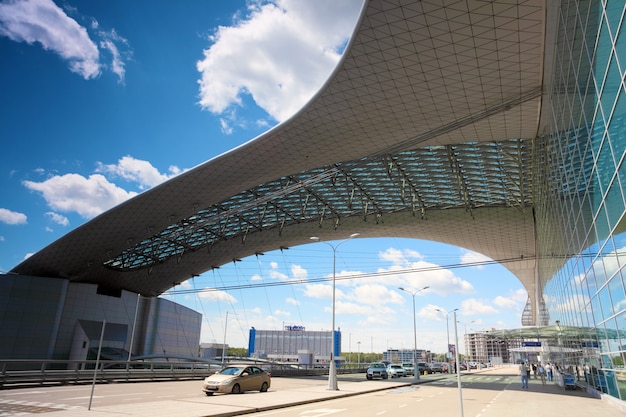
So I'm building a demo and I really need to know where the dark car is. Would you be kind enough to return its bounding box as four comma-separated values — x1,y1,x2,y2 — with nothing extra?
416,362,431,374
428,362,446,373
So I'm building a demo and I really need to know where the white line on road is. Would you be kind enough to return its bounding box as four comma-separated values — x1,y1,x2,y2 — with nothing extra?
2,391,48,395
64,392,152,400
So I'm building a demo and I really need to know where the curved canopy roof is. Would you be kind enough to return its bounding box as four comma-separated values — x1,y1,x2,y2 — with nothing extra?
12,0,548,324
484,325,626,342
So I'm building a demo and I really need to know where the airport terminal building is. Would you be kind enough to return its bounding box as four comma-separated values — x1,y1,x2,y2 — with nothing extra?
2,0,626,406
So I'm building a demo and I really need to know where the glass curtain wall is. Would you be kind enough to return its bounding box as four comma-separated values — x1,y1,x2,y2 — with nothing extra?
538,0,626,401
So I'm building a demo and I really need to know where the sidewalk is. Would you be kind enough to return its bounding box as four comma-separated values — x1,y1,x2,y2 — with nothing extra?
37,367,625,417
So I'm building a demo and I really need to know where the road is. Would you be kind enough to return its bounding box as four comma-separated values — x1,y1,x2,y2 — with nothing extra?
0,368,624,416
0,379,203,412
246,373,625,417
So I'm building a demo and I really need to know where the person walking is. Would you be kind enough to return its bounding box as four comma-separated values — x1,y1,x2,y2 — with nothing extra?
519,362,529,389
545,363,553,382
538,363,546,385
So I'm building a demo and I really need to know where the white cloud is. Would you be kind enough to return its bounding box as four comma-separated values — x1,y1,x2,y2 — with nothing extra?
379,247,423,264
370,248,474,296
198,288,237,303
290,264,308,280
460,298,499,315
0,0,100,79
274,309,290,317
98,28,129,83
285,297,299,305
460,250,492,269
346,284,403,306
23,173,136,219
0,0,131,81
493,288,527,309
196,0,363,130
45,211,69,226
0,208,27,225
418,303,451,321
23,156,183,219
268,262,289,280
96,155,182,190
266,261,309,282
304,283,346,300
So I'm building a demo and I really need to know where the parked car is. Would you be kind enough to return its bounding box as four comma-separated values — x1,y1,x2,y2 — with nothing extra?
416,362,431,374
428,362,446,373
386,363,406,378
401,363,415,376
366,362,389,380
202,365,270,395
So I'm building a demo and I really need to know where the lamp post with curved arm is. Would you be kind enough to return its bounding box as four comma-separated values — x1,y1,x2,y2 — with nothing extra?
310,233,360,390
399,286,429,382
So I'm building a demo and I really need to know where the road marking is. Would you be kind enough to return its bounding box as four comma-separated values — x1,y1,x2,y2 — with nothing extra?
64,391,152,400
2,391,48,396
299,408,346,416
64,396,104,400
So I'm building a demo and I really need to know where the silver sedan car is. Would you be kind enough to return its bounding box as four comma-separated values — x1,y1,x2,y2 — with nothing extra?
202,365,271,395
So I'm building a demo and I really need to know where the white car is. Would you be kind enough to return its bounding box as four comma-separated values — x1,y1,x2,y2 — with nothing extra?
401,363,414,376
386,363,406,378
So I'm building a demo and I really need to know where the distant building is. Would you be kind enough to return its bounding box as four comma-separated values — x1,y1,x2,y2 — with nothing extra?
199,343,228,360
383,348,429,363
465,331,516,365
248,326,341,366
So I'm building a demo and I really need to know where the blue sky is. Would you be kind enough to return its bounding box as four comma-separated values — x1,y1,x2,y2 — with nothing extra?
0,0,527,355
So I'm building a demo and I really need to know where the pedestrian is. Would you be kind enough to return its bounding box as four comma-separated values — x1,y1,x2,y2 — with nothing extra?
545,363,553,382
538,363,546,385
526,362,531,381
519,362,529,389
532,362,537,379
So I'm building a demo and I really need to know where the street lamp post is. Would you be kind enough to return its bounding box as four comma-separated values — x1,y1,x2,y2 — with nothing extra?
222,311,229,368
436,308,458,374
453,310,465,417
399,286,429,382
310,233,360,390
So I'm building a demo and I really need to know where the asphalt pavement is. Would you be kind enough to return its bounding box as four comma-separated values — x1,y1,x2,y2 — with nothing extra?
1,366,624,417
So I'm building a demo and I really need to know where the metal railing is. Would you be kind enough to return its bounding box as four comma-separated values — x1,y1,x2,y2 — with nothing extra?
0,359,368,389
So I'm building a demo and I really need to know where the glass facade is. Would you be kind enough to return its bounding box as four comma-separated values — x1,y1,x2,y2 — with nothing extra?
248,328,339,364
538,0,626,401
